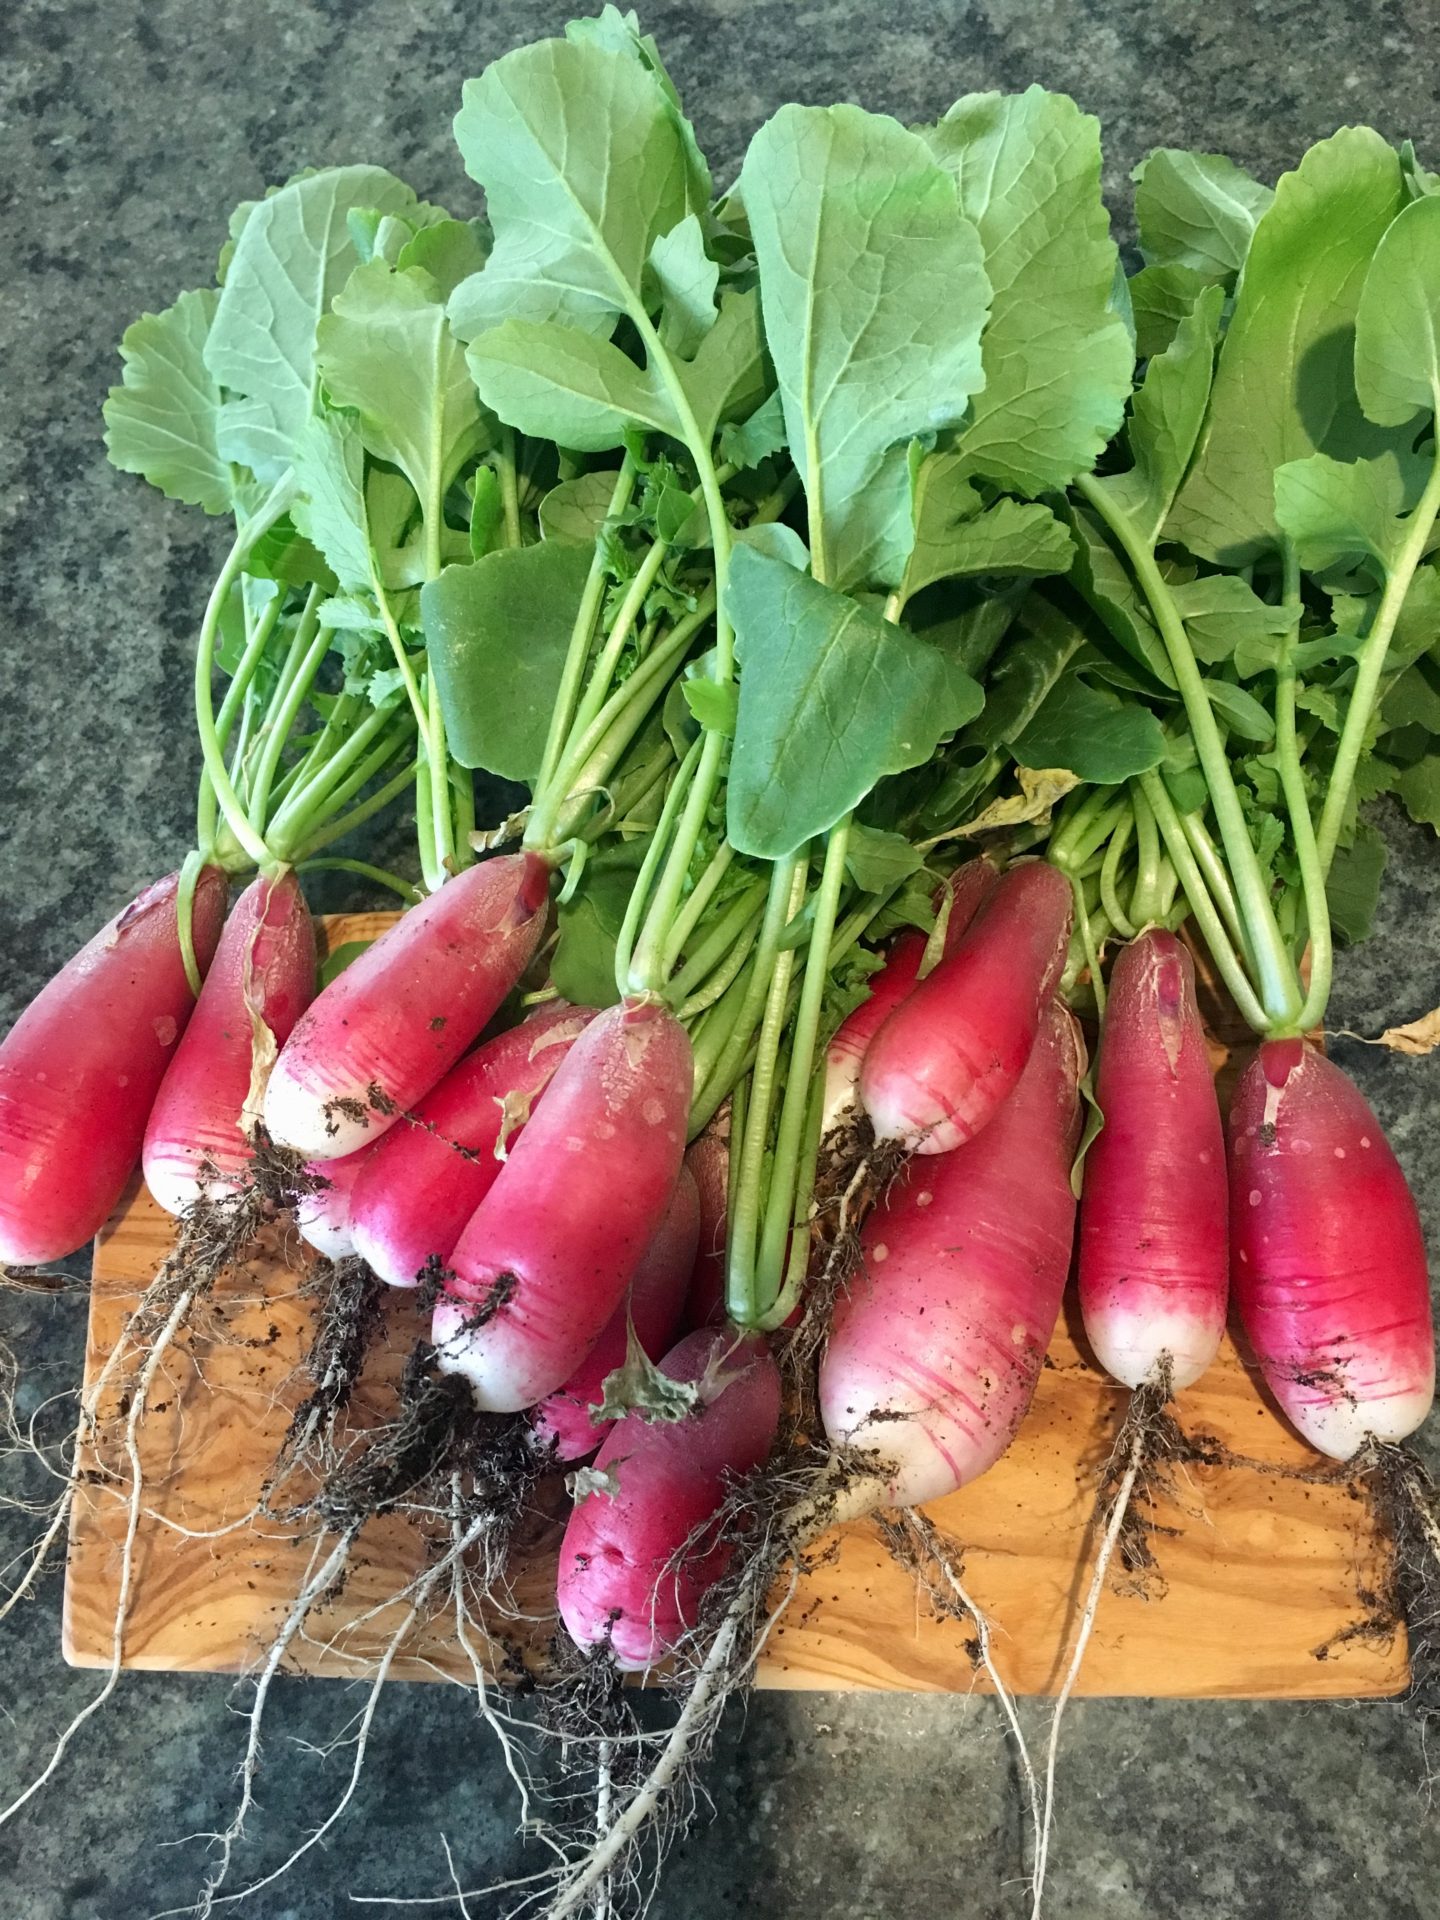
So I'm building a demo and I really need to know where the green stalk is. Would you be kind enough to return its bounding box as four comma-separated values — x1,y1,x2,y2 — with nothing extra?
530,461,637,814
268,703,409,855
1068,871,1107,1016
497,425,523,550
1315,429,1440,875
297,857,423,903
611,738,703,999
1127,780,1163,925
677,902,765,1021
1274,544,1333,1034
1139,770,1268,1033
246,594,328,833
214,590,284,766
1178,810,1249,961
290,757,419,861
757,1074,825,1333
194,477,295,870
1098,811,1136,939
1078,473,1300,1028
756,821,851,1308
662,842,735,973
725,856,807,1327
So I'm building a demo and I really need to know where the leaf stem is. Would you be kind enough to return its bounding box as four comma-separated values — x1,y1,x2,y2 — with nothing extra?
1315,423,1440,875
1274,543,1333,1034
194,477,295,871
611,738,703,1001
296,857,423,903
497,425,523,550
1139,770,1268,1033
1078,471,1300,1028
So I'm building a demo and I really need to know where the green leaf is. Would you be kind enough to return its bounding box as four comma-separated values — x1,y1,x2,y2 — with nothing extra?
103,289,233,513
843,823,924,894
1235,621,1365,681
682,677,738,736
1133,149,1273,277
1168,573,1298,665
901,453,1073,600
963,596,1083,751
1395,748,1440,827
1274,450,1408,576
1383,654,1440,732
725,546,984,858
1012,664,1168,782
551,845,641,1010
1101,282,1224,543
206,166,420,480
1202,677,1275,742
733,521,810,571
1166,129,1406,564
1128,262,1219,360
648,214,719,356
395,217,489,298
420,542,595,780
1354,193,1440,427
1327,816,1388,940
469,467,504,558
739,103,990,591
290,412,372,592
317,938,373,988
1067,506,1177,688
540,470,621,546
719,390,786,471
467,319,676,450
927,87,1133,495
449,32,703,339
317,260,488,517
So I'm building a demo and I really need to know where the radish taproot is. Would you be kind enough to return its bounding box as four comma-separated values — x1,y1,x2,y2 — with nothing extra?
432,997,693,1411
820,857,998,1136
143,871,316,1217
1230,1039,1435,1458
1078,929,1228,1392
822,998,1085,1505
858,861,1072,1156
263,852,550,1161
533,1165,700,1462
349,1001,595,1289
556,1324,782,1670
0,866,228,1264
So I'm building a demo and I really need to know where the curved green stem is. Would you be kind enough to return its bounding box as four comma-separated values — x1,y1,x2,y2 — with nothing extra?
1274,543,1333,1034
290,756,419,861
297,858,422,904
677,903,765,1021
1068,869,1107,1015
1098,811,1136,939
1139,770,1268,1034
194,478,295,871
1178,810,1248,961
1316,425,1440,875
1079,472,1300,1027
611,739,703,1002
247,593,329,834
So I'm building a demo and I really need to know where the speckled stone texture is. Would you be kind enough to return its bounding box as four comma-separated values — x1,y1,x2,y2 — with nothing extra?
3,3,1440,1915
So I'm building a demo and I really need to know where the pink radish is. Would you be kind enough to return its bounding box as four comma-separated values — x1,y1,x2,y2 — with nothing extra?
143,871,316,1216
1229,1040,1435,1458
556,1325,782,1669
821,857,997,1135
349,1001,595,1288
295,1146,371,1261
263,852,550,1161
0,867,228,1264
681,1128,729,1332
821,999,1084,1506
533,1164,700,1461
1078,930,1228,1392
858,860,1072,1155
433,998,692,1411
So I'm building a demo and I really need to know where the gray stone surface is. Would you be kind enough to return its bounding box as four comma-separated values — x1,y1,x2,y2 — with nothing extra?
2,3,1440,1915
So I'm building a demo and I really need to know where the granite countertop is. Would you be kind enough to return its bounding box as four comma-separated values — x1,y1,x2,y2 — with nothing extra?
3,3,1440,1915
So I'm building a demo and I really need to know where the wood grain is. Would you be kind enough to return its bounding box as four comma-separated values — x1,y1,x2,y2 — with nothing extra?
62,914,1407,1699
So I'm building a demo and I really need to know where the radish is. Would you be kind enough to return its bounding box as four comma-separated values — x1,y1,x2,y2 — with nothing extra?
263,852,550,1161
858,860,1072,1156
432,998,693,1411
295,1146,371,1261
681,1129,730,1332
556,1324,782,1670
1229,1039,1435,1459
142,871,316,1217
533,1164,700,1462
349,1001,595,1289
821,857,997,1135
821,998,1084,1505
0,866,228,1264
1078,929,1228,1392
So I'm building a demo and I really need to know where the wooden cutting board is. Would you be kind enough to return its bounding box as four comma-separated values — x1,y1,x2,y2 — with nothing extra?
61,913,1406,1699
